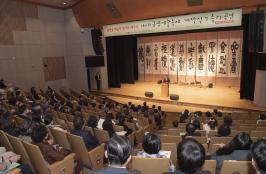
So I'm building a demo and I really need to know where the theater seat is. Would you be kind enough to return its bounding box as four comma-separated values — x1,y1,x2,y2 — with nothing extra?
220,160,256,174
132,156,169,174
22,141,75,174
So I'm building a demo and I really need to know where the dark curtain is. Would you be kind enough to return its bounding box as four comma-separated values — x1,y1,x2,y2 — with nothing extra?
240,13,261,100
106,36,138,88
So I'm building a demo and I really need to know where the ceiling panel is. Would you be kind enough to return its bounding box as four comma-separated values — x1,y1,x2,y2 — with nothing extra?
19,0,81,9
71,0,266,27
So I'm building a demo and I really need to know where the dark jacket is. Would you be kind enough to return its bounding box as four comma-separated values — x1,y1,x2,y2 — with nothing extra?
90,167,140,174
70,129,99,151
210,150,251,174
164,170,211,174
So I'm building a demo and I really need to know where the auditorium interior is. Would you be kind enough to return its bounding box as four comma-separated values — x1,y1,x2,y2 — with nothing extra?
1,0,266,174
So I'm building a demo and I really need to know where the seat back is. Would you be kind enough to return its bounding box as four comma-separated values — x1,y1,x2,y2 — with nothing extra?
6,134,35,173
49,128,71,150
202,160,216,174
66,121,74,130
88,144,105,170
209,137,232,153
132,156,169,174
22,141,51,174
113,125,124,132
161,143,177,166
230,130,249,137
135,129,145,144
186,136,208,144
220,160,256,174
168,129,185,136
66,133,90,167
84,126,94,136
0,131,14,151
94,129,110,144
160,135,182,144
251,131,266,138
125,122,136,131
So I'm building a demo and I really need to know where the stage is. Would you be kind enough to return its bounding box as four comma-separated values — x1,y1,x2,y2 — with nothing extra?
92,82,266,112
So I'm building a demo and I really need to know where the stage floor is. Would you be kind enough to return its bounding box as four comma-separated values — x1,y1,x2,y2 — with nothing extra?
94,82,266,112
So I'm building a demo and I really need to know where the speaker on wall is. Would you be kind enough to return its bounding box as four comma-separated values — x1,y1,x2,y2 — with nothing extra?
145,91,153,98
91,29,104,55
170,94,179,101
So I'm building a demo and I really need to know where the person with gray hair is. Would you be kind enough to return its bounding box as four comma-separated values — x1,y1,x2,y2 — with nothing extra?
90,135,140,174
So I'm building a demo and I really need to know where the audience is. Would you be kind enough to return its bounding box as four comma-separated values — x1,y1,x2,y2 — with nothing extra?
185,123,201,137
71,116,99,151
164,138,210,174
87,115,98,135
172,120,179,128
102,118,115,138
211,132,252,174
137,133,175,171
217,124,231,137
192,119,201,130
251,139,266,174
90,135,140,174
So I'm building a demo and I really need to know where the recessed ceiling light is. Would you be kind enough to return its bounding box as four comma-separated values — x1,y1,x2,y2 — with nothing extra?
63,2,67,5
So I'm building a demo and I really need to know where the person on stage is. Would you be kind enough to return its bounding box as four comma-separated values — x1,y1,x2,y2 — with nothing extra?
163,75,170,84
95,72,101,90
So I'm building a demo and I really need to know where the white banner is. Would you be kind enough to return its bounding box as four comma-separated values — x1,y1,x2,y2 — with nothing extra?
103,9,242,37
228,38,241,77
196,40,207,76
137,44,145,74
186,41,197,76
217,39,229,77
169,42,178,75
144,43,153,74
160,42,169,74
177,41,187,75
207,40,218,76
153,42,161,74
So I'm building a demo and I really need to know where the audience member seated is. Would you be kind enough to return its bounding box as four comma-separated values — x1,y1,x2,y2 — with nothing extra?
18,120,33,143
31,125,82,174
90,135,140,174
137,133,175,171
172,121,179,128
223,116,232,127
211,132,252,174
251,139,266,174
257,113,266,124
1,117,20,137
102,118,115,138
87,115,98,135
164,138,211,174
71,116,99,151
117,116,132,136
205,111,212,118
185,123,201,137
217,124,231,137
0,147,33,174
192,119,201,130
154,109,162,129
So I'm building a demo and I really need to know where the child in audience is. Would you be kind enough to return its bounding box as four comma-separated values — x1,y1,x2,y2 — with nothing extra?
211,132,252,174
251,139,266,174
164,138,211,174
192,119,201,130
223,116,233,127
102,118,115,138
137,133,175,171
217,124,231,137
172,120,179,128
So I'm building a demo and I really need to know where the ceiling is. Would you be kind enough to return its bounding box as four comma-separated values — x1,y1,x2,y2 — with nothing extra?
19,0,81,9
72,0,266,27
19,0,266,27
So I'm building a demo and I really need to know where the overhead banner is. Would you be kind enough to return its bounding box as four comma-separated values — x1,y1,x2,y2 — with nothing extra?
103,9,242,37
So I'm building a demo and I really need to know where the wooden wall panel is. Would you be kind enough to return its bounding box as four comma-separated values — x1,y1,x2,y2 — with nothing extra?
0,0,38,45
43,56,66,82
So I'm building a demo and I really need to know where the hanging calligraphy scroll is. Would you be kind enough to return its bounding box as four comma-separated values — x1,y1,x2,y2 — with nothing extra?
228,38,241,77
186,41,196,76
160,42,169,74
138,44,145,74
196,40,207,76
207,40,218,76
217,39,229,77
153,42,161,74
145,43,153,74
169,42,178,75
177,41,187,75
